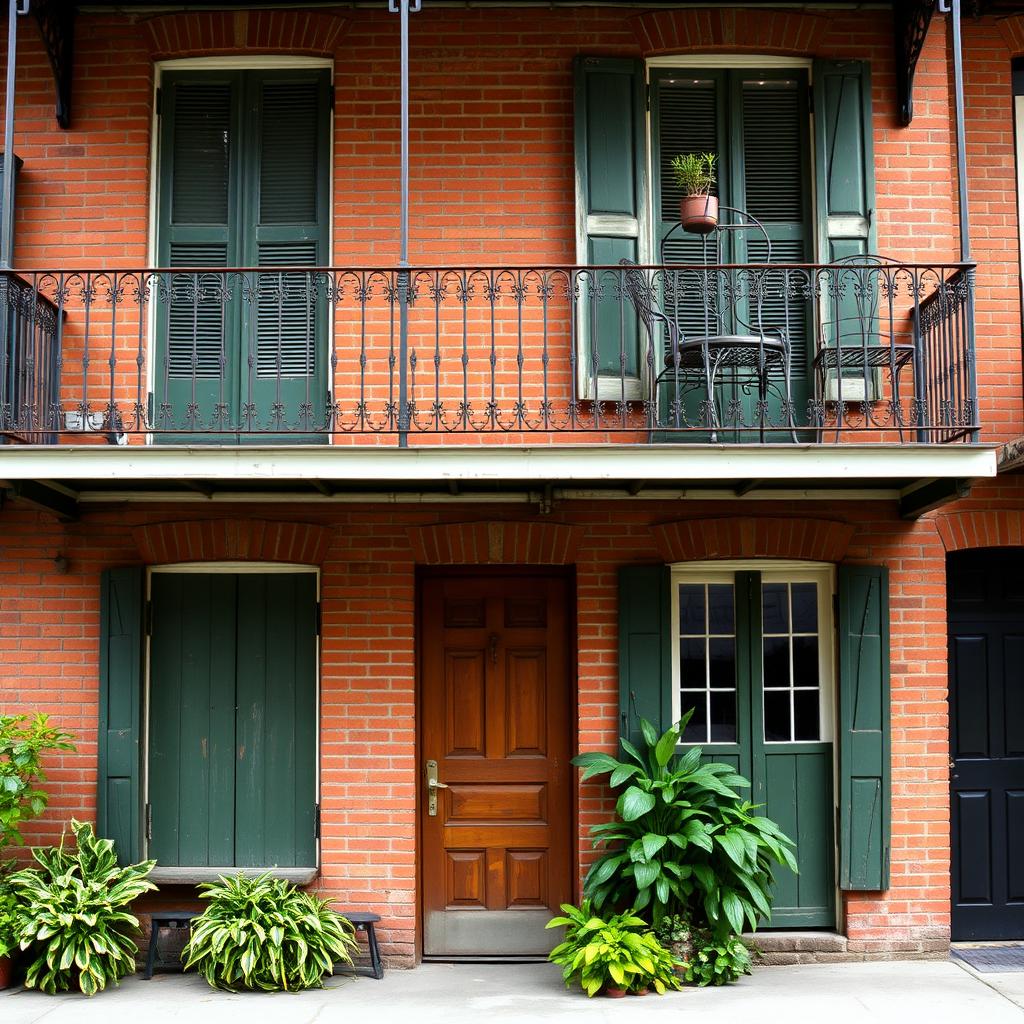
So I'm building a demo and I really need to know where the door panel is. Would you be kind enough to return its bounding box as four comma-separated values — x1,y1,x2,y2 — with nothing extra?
421,575,572,957
949,549,1024,940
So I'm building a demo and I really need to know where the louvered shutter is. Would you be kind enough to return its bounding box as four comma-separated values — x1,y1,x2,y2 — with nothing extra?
157,76,240,431
837,564,891,891
246,72,330,431
0,152,23,265
573,57,647,398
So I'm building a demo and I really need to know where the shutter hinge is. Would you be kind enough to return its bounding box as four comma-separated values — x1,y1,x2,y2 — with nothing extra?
155,87,162,117
145,599,153,637
314,802,321,840
145,802,153,841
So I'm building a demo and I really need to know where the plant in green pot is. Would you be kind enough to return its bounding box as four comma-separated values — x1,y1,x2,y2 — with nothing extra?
546,900,680,998
9,819,157,995
671,152,718,234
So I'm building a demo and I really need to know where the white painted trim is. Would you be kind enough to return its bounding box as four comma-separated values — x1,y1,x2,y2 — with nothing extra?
1016,95,1024,312
646,55,813,70
142,563,322,871
0,443,999,482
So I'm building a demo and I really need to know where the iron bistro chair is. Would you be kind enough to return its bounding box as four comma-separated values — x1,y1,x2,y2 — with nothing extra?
620,206,798,443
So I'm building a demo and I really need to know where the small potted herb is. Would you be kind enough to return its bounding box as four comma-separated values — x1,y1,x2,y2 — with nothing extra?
671,152,718,234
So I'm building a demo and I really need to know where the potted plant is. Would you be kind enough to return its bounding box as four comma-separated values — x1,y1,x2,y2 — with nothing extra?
671,152,718,234
182,872,358,992
10,820,157,996
546,900,680,998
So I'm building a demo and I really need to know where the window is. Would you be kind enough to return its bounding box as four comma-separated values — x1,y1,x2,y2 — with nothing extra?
155,68,331,436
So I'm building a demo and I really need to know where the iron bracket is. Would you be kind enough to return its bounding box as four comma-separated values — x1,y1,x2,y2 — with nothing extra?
31,0,76,130
895,0,936,126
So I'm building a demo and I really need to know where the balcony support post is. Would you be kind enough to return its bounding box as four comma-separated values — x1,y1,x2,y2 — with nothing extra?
2,0,29,269
390,0,420,448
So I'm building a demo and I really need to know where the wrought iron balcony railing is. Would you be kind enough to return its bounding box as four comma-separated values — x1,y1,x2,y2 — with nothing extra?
0,262,977,446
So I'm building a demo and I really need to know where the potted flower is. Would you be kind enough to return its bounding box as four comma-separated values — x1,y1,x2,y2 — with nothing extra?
671,152,718,234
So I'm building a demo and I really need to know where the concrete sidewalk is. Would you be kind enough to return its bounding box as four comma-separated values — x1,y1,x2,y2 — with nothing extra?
1,959,1022,1024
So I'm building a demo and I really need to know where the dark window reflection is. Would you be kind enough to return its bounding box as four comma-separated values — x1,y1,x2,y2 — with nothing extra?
762,583,788,633
679,584,705,635
709,637,736,689
794,690,820,741
710,691,737,743
792,635,819,686
763,636,789,686
681,692,707,742
764,690,791,742
708,584,735,634
680,637,706,687
791,583,818,632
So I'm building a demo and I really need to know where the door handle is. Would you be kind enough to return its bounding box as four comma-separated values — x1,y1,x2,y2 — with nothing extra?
426,759,448,816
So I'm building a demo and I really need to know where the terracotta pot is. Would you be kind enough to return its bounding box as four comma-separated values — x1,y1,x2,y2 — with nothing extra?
628,987,650,996
603,985,627,998
0,954,14,991
680,194,718,234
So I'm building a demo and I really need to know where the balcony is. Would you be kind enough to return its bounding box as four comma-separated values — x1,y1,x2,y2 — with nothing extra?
0,261,994,517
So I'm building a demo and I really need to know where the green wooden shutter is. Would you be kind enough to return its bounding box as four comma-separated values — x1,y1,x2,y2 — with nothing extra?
98,567,144,865
837,564,891,890
574,57,647,389
813,60,877,263
618,565,672,750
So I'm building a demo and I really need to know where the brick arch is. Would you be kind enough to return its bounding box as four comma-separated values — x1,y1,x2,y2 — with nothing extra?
630,9,829,57
935,511,1024,553
142,11,348,59
407,521,581,565
652,516,855,563
133,519,332,565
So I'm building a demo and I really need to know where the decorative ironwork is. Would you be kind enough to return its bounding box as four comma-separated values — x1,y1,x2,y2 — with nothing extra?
31,0,75,130
895,0,936,126
0,261,978,446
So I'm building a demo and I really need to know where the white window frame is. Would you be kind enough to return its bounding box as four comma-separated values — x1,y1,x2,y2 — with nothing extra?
670,559,835,744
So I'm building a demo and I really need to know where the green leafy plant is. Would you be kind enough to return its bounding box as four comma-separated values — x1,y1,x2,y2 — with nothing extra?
182,872,358,992
670,152,717,196
652,912,696,969
0,881,17,959
546,899,681,997
574,714,797,939
10,819,156,995
0,714,75,855
682,934,754,986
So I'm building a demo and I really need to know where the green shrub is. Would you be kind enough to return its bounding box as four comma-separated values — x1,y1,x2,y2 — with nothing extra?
546,899,681,997
682,935,754,987
0,714,75,855
574,714,797,939
182,873,358,992
10,819,156,995
0,881,17,959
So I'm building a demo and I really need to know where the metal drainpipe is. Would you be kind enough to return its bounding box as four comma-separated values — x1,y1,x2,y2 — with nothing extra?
2,0,27,270
390,0,420,448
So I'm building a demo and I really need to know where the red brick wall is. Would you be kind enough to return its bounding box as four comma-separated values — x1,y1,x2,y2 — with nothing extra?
1,5,1017,442
6,481,1024,959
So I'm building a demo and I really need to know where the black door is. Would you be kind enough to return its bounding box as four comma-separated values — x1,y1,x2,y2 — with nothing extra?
948,549,1024,940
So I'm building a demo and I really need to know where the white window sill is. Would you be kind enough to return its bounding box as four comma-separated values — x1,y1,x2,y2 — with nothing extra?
149,866,319,885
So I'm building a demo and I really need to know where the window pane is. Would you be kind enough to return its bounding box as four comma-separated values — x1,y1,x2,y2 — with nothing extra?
710,691,737,743
762,583,788,633
793,635,819,687
709,637,736,690
679,584,705,635
794,690,820,741
764,690,791,742
682,692,707,743
680,637,706,687
708,584,734,634
791,582,818,633
763,636,789,687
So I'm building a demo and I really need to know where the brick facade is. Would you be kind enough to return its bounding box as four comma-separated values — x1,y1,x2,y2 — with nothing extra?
1,1,1023,965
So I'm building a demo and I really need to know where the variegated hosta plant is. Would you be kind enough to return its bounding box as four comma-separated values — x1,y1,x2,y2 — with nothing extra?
182,873,358,992
10,819,157,995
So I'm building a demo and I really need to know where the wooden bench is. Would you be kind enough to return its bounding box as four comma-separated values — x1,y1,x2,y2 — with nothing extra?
142,909,383,980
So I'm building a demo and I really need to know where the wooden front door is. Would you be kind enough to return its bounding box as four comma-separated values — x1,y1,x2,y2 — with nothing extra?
420,573,573,957
948,549,1024,940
